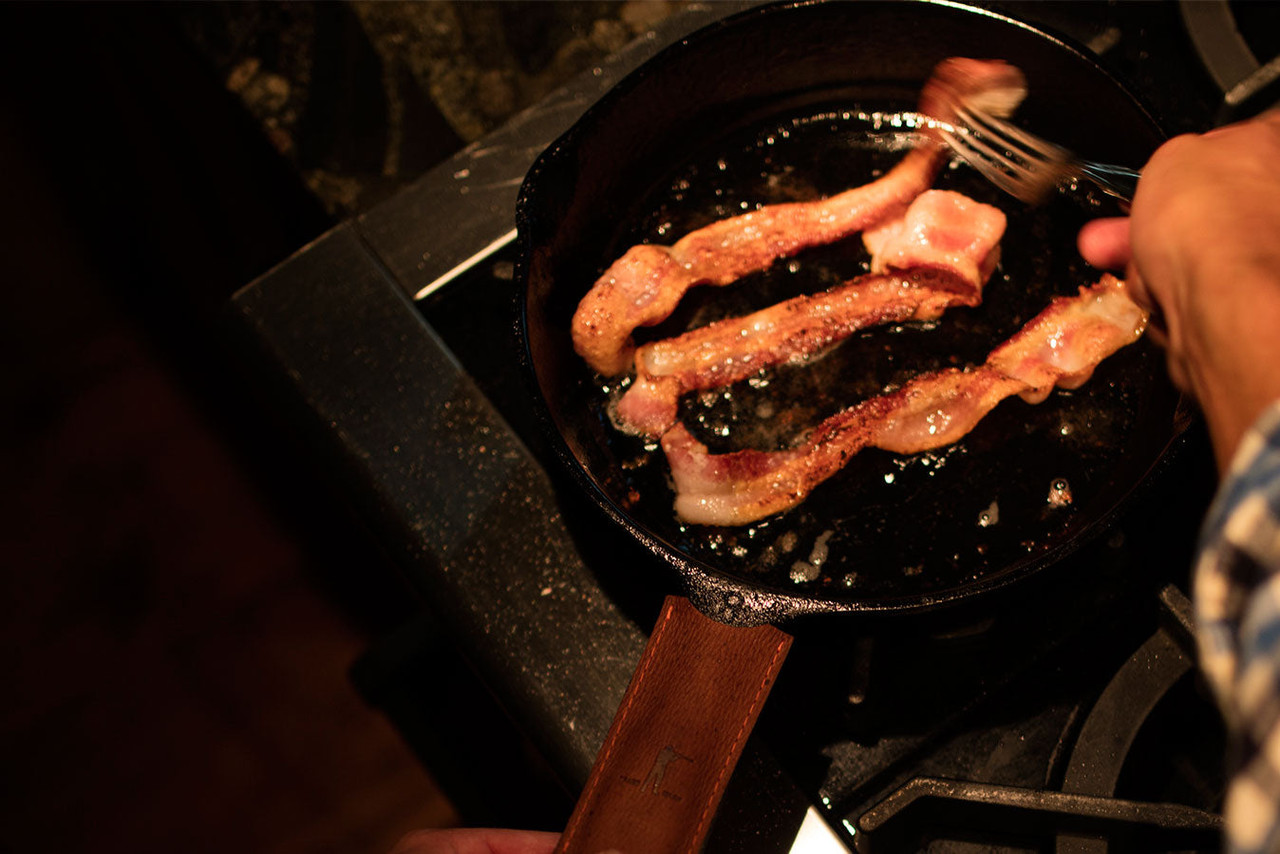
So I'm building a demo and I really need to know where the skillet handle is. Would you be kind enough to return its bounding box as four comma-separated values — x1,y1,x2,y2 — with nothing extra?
555,595,792,854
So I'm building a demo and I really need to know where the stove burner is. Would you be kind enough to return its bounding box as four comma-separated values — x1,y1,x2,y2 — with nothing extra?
856,778,1219,853
1180,0,1280,121
848,587,1223,852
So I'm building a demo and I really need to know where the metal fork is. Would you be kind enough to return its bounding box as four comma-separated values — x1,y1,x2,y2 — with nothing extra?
940,103,1142,206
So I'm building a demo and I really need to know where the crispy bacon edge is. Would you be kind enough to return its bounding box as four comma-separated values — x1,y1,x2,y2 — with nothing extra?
613,270,976,438
661,275,1147,527
570,58,1028,376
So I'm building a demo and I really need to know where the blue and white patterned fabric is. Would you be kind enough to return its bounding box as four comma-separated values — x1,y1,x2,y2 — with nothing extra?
1195,401,1280,854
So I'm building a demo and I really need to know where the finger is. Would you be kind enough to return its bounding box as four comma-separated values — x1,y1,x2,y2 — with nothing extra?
1077,217,1132,270
1120,264,1170,347
1164,350,1192,395
1112,261,1177,395
1120,263,1153,312
1146,320,1170,350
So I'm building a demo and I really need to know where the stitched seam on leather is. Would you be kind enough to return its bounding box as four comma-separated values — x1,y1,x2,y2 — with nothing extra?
687,634,790,853
557,599,677,853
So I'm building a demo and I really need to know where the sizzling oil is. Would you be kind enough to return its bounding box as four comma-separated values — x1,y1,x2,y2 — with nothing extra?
583,99,1168,603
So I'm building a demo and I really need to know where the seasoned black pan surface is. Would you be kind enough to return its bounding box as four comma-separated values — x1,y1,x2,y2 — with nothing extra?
518,0,1182,624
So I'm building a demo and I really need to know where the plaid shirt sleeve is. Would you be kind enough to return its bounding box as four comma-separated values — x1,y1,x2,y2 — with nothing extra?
1195,401,1280,854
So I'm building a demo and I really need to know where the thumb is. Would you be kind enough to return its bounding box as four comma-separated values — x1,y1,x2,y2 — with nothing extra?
1077,217,1131,271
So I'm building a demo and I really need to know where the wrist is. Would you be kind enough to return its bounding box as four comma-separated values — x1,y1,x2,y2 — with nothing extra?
1183,273,1280,470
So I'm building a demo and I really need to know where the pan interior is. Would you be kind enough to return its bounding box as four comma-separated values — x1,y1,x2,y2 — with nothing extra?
562,96,1173,606
518,1,1178,613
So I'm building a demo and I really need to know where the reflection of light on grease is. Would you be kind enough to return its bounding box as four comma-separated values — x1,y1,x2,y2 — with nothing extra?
790,529,835,583
1048,477,1074,508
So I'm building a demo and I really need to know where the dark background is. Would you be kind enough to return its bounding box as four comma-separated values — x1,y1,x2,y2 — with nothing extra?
0,3,687,853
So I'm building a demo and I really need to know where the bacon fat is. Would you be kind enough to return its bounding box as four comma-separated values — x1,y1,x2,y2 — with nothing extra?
663,275,1147,526
862,187,1006,284
571,58,1027,376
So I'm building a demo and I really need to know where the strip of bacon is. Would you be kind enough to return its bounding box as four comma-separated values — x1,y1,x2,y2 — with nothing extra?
571,58,1028,376
861,187,1005,285
662,275,1147,526
614,270,973,437
613,190,1006,437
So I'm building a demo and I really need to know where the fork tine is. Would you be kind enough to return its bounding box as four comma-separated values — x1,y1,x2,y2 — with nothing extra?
942,102,1138,206
954,105,1042,169
939,128,1031,194
942,128,1018,184
941,125,1047,199
958,105,1069,162
947,119,1030,172
947,104,1065,203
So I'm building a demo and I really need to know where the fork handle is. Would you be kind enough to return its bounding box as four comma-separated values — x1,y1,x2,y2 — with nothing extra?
1079,162,1142,205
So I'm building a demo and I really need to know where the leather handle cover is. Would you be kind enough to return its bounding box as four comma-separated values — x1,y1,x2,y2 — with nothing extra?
555,595,792,854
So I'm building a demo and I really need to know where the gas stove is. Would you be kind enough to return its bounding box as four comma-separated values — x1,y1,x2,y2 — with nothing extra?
233,2,1277,850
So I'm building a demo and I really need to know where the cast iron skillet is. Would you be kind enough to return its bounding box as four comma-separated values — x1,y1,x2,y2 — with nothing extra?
516,2,1183,850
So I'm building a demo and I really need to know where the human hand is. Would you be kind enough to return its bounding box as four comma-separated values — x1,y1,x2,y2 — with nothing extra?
389,827,559,854
1078,110,1280,470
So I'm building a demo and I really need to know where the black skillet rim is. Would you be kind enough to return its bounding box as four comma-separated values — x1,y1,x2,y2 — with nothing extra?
513,0,1184,627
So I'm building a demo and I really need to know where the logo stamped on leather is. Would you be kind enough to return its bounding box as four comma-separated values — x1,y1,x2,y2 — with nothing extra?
620,744,694,801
